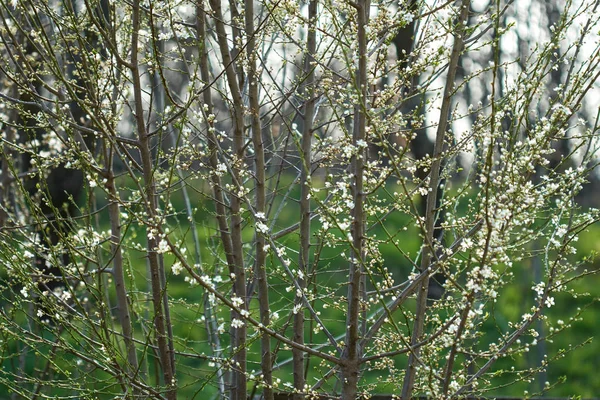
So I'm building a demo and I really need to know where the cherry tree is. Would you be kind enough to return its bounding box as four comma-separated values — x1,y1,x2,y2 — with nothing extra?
0,0,599,399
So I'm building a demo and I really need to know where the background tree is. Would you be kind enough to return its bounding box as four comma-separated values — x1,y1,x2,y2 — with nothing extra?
0,0,599,399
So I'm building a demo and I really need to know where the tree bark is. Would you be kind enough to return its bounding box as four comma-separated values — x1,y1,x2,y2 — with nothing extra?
342,0,369,398
130,0,175,397
401,1,471,398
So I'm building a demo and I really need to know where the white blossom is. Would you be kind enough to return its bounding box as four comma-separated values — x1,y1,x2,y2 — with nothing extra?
231,318,245,328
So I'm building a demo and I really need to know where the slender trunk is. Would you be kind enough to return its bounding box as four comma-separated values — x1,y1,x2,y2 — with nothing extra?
341,0,369,398
294,1,318,398
195,7,230,398
149,14,177,387
106,170,139,381
401,1,470,398
207,0,247,397
130,1,175,397
245,1,274,399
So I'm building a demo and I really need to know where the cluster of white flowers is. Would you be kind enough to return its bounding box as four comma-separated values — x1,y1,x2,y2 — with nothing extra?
231,318,245,329
155,239,170,254
256,221,269,234
171,262,184,275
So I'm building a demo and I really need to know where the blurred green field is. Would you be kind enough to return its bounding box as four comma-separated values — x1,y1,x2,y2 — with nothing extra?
1,174,599,399
153,177,600,398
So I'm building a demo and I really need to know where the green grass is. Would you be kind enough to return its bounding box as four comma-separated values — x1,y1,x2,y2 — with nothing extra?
1,174,599,398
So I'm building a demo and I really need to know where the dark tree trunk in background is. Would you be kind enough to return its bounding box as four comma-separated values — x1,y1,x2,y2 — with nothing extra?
17,1,107,317
545,1,569,173
392,0,417,71
392,0,446,300
19,62,84,303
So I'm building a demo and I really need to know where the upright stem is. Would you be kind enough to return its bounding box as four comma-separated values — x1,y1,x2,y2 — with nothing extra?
342,0,368,398
245,0,273,399
196,6,230,398
294,0,318,398
130,1,175,397
208,0,247,397
106,170,139,381
401,1,470,398
196,11,235,270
